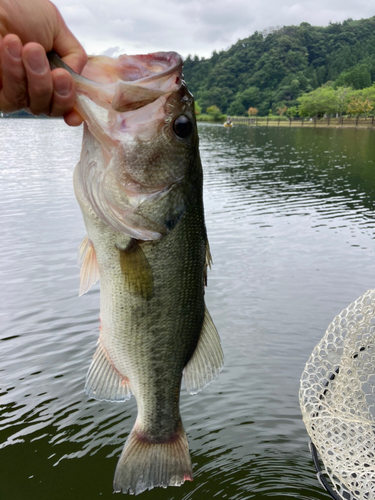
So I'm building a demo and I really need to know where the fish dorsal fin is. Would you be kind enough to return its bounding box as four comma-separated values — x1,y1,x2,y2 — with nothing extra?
206,241,213,269
183,307,224,395
78,236,100,296
85,337,132,402
116,239,154,299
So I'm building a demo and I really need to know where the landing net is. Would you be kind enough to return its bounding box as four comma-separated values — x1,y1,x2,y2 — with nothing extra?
299,290,375,500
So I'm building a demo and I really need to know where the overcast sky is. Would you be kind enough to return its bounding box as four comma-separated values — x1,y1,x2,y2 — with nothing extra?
53,0,375,59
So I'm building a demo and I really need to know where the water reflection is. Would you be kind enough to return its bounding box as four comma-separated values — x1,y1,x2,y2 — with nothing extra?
0,120,374,499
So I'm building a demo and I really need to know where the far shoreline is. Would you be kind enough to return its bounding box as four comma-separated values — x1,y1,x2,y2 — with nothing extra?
197,115,375,130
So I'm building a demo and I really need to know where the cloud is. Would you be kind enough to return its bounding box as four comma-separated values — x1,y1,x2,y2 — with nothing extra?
53,0,375,59
100,46,123,57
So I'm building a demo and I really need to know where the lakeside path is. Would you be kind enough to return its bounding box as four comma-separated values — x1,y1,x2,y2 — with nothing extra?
230,116,375,129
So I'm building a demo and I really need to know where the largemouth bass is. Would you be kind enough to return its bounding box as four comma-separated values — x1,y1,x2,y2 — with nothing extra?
49,51,223,495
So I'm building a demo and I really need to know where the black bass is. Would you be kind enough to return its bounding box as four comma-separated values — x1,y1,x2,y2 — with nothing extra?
49,51,223,495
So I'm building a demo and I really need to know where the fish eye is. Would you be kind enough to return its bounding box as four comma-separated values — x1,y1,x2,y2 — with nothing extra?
173,115,193,139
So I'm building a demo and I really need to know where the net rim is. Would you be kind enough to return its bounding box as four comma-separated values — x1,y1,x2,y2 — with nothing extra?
310,440,350,500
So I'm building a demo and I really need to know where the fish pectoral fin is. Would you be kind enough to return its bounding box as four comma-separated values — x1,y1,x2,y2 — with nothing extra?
85,338,131,402
78,235,100,296
183,307,224,395
116,239,154,299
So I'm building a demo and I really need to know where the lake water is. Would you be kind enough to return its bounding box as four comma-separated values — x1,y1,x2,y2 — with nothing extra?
1,120,374,500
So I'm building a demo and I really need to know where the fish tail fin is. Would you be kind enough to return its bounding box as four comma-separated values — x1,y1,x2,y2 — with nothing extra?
113,420,193,495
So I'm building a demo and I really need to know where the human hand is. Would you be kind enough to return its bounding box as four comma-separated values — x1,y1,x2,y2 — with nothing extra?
0,0,87,126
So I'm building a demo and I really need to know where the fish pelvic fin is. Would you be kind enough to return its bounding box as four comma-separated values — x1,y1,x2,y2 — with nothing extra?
78,236,100,296
85,338,131,402
183,306,224,395
113,421,193,495
116,239,154,299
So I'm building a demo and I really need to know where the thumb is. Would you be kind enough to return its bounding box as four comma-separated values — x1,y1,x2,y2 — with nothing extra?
51,4,87,74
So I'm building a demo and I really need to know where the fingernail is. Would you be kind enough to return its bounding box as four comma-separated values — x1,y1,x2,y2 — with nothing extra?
25,48,47,74
7,40,22,60
54,76,72,97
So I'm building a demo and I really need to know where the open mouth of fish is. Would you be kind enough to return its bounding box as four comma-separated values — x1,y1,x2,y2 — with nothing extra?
49,51,194,240
63,52,182,109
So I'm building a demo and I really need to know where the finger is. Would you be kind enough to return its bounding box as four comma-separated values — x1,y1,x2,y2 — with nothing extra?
49,68,75,117
0,34,28,112
0,37,3,88
22,43,53,115
52,4,87,74
64,109,84,127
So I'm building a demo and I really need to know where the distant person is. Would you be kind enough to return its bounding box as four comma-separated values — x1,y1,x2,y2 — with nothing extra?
0,0,87,126
226,115,232,125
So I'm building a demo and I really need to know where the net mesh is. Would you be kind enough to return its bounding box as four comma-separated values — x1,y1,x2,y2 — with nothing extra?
299,290,375,500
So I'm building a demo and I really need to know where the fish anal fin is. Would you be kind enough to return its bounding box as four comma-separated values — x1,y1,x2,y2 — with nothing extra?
183,307,223,395
78,236,100,296
116,239,153,299
85,338,131,402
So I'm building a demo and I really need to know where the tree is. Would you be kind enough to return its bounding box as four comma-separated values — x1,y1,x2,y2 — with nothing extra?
194,101,202,115
182,16,375,118
346,98,364,116
228,99,246,116
363,99,374,116
297,86,350,117
346,97,373,116
248,107,258,116
206,105,223,120
277,106,287,116
195,87,233,113
357,84,375,105
335,64,372,90
286,106,298,118
239,87,261,108
228,87,260,116
335,87,351,116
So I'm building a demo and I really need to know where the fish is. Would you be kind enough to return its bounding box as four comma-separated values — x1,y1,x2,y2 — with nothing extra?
48,51,224,495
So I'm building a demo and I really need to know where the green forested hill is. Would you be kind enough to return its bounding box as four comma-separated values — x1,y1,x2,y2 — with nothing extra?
183,17,375,115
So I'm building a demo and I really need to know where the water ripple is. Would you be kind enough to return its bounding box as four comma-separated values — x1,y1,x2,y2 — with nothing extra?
0,120,374,498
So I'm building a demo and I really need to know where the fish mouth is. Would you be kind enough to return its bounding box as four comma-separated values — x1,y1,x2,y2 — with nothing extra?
83,52,183,84
50,51,190,241
48,51,183,112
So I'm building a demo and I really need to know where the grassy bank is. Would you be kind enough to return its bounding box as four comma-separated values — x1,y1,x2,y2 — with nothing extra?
196,113,226,123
